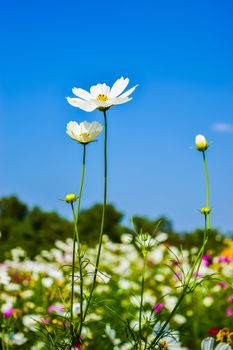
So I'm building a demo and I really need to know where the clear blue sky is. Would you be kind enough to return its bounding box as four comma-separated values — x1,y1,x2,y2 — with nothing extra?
1,0,233,233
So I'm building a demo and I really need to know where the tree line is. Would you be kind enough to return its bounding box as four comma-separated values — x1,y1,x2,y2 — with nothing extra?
0,196,226,260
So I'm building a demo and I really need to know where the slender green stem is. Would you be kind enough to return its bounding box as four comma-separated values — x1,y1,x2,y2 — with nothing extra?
147,148,211,350
2,330,5,350
139,253,147,350
71,203,83,336
148,151,211,350
83,110,107,321
192,214,208,289
70,144,86,339
70,226,76,332
202,151,211,230
148,222,208,350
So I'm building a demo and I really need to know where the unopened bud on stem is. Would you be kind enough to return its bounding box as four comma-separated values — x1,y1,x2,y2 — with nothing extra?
201,207,211,215
195,134,208,152
65,193,77,204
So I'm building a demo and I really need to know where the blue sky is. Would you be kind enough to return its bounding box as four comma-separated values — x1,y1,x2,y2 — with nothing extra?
1,0,233,233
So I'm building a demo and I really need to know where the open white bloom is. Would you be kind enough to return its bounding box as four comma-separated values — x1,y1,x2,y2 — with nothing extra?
201,337,232,350
153,321,183,349
1,332,27,346
195,134,208,151
66,121,103,144
67,77,138,112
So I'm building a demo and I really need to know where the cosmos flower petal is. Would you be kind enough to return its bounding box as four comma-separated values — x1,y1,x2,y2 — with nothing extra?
88,121,102,135
66,121,103,144
90,84,105,97
107,97,132,105
101,83,110,96
215,344,232,350
72,88,93,100
66,97,97,112
109,77,130,98
119,85,139,98
66,121,80,138
201,338,214,350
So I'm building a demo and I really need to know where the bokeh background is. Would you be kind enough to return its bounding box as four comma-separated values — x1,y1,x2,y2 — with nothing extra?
1,0,233,233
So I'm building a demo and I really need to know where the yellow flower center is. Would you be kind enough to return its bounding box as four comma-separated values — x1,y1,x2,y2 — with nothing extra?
96,94,108,102
80,132,90,138
159,340,168,349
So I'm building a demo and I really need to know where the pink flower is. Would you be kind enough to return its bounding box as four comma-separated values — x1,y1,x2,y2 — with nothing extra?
193,272,203,277
218,281,228,289
40,318,50,324
152,303,164,314
47,304,64,314
218,256,232,263
227,296,233,303
3,307,15,318
226,307,233,317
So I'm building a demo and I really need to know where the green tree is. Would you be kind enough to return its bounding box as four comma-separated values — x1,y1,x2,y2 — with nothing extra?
132,215,173,235
0,196,73,259
78,203,125,245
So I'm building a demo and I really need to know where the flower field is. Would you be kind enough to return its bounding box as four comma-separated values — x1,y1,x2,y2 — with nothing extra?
1,78,233,350
1,233,233,349
1,77,233,350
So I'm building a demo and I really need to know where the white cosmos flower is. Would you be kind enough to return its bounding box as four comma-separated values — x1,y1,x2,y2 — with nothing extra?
201,337,231,350
67,77,138,112
66,121,103,144
153,322,183,350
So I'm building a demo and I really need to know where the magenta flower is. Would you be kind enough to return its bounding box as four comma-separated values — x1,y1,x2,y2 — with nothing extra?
227,296,233,303
153,303,164,314
3,307,15,318
74,337,82,350
202,255,212,267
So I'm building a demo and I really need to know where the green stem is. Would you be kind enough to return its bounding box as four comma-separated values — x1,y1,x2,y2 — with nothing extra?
70,228,75,332
2,330,5,350
83,110,107,321
71,203,84,337
191,214,208,289
202,151,211,230
139,253,147,349
148,149,211,350
148,226,208,350
70,144,86,339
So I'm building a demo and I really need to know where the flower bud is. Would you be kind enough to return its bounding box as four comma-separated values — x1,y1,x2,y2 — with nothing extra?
152,303,164,314
201,207,211,215
141,233,149,241
65,193,77,204
195,134,208,151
